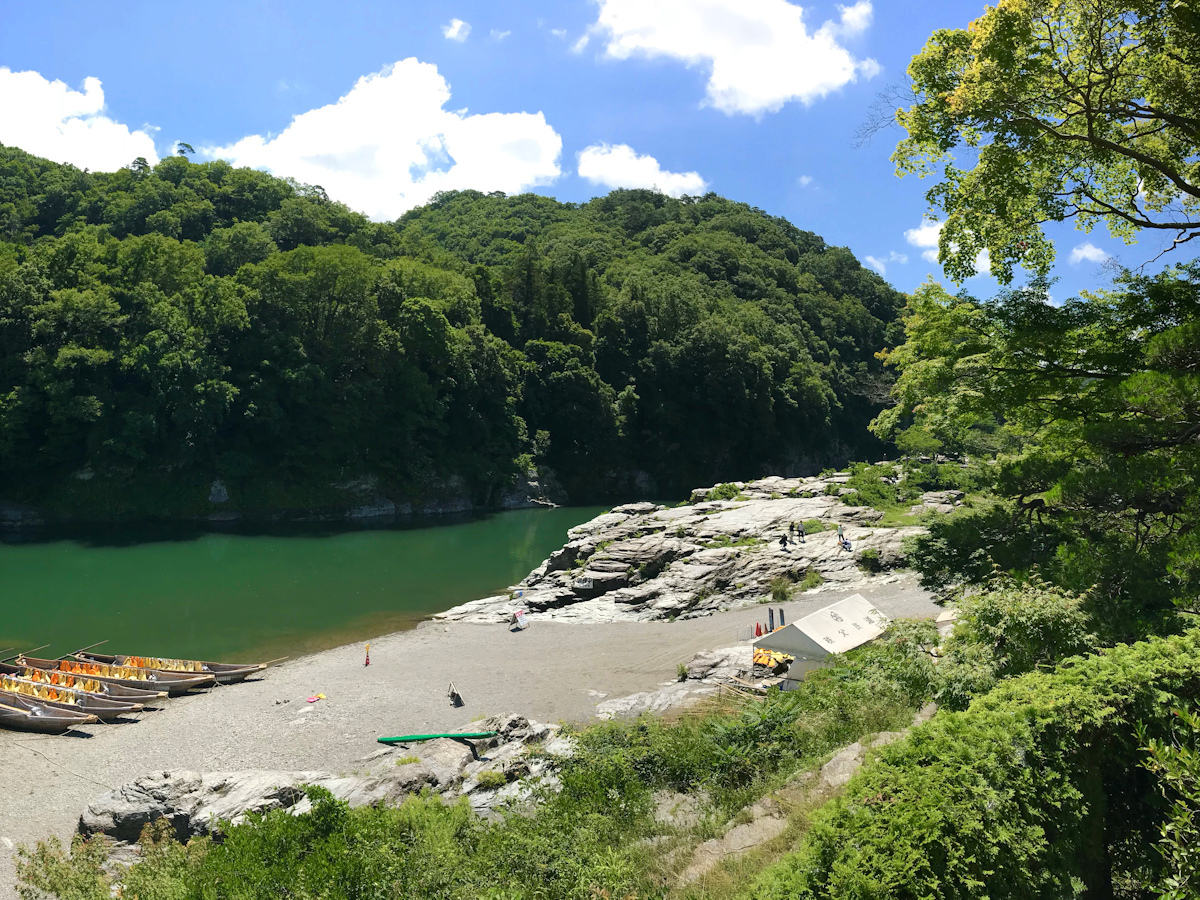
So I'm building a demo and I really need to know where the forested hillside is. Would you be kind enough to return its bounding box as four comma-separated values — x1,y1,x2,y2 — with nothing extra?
0,146,903,517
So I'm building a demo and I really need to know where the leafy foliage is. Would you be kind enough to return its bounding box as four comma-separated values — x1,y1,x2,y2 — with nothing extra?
0,146,905,514
895,0,1200,282
751,626,1200,900
876,269,1200,640
937,576,1097,709
1141,705,1200,900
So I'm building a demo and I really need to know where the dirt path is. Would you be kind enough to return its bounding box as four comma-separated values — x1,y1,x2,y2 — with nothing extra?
0,575,938,898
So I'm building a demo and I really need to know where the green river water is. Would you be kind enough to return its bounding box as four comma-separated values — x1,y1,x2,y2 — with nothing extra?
0,507,603,664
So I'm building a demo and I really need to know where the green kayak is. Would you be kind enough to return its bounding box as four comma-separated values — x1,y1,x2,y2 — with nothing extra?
377,731,497,744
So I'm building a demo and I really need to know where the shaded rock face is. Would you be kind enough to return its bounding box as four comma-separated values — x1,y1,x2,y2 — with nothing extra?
79,715,572,846
497,468,568,510
437,477,925,624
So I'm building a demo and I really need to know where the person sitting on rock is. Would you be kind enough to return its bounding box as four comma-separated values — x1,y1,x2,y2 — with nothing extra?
779,534,790,551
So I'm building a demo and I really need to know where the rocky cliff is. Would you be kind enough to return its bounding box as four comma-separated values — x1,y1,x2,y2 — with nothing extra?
437,475,926,624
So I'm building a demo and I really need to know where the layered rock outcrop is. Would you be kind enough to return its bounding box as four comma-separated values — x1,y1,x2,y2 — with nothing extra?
438,476,925,624
79,715,573,848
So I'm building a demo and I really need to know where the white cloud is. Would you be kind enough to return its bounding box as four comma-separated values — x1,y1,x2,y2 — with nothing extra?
577,143,707,196
863,250,907,275
551,28,567,38
797,174,813,187
209,59,562,221
905,217,943,263
572,35,591,53
833,0,873,35
591,0,880,116
0,67,159,171
443,18,471,41
1069,242,1109,264
490,29,512,40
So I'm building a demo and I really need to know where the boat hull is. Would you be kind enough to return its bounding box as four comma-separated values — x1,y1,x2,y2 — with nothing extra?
78,652,266,685
0,696,97,734
17,657,213,696
0,684,142,723
0,663,166,701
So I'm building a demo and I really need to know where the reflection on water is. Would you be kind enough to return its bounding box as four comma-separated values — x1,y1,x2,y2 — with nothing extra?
0,507,603,662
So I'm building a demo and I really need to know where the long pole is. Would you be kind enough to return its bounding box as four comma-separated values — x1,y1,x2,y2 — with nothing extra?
1,645,48,662
68,640,109,657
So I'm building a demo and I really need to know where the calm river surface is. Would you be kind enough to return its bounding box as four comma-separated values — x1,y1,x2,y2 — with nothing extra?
0,507,603,663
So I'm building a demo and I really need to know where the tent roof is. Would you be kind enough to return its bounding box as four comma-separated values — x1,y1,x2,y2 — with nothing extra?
755,593,889,656
753,623,825,659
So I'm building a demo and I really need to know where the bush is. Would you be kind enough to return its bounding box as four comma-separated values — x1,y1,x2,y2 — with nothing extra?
770,576,792,603
708,482,741,501
796,568,825,591
934,577,1096,711
475,770,509,790
750,627,1200,900
857,547,883,572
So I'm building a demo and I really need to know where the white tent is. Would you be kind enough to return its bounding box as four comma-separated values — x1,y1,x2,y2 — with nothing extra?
754,594,890,682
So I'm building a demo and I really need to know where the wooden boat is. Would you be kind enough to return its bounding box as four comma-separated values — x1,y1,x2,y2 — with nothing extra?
0,662,166,701
0,677,143,722
0,694,98,734
76,651,268,685
16,656,214,696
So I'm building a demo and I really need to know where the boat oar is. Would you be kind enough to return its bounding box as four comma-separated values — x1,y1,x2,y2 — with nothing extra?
259,657,289,668
1,644,49,662
70,640,109,657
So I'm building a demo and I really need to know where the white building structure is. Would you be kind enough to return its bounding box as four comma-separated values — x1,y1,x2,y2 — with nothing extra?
753,593,890,683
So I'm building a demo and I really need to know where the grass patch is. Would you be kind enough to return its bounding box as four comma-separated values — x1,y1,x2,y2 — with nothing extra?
474,770,509,790
796,568,825,591
703,534,765,549
769,576,793,603
394,755,420,766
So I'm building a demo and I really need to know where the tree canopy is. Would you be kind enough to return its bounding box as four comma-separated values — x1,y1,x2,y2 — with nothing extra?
895,0,1200,282
873,267,1200,637
0,143,904,516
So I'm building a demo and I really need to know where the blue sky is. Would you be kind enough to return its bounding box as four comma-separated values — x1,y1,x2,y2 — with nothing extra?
0,0,1182,300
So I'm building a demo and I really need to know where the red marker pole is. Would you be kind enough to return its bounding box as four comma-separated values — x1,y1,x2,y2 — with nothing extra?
364,642,371,667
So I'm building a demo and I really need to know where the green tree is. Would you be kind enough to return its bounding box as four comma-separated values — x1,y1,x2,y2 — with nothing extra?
895,0,1200,282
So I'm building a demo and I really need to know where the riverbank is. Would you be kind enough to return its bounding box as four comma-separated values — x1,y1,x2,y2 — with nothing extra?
0,575,938,898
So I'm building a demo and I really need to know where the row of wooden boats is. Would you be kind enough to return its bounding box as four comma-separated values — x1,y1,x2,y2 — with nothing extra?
0,646,280,734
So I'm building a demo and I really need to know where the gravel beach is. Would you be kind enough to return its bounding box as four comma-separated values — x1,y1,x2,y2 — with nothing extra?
0,575,938,898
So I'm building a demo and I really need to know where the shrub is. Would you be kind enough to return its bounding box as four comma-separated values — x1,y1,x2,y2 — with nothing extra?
857,547,883,572
475,770,509,790
796,568,825,591
677,662,689,682
750,627,1200,900
769,576,792,603
934,577,1096,711
708,482,741,501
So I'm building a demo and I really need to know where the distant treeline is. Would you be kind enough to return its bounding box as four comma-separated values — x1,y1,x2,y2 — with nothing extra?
0,145,903,515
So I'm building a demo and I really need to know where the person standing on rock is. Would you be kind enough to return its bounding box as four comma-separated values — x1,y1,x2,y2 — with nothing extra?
797,521,806,544
837,523,845,542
